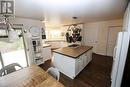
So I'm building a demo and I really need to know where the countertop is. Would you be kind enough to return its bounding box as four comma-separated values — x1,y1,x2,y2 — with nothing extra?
53,46,93,58
0,65,65,87
45,39,66,42
42,44,51,48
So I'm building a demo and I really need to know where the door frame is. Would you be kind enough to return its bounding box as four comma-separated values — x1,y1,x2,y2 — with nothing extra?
106,26,122,56
21,29,29,66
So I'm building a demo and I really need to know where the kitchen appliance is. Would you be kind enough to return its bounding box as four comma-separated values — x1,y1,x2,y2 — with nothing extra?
111,32,130,87
121,44,130,87
111,2,130,87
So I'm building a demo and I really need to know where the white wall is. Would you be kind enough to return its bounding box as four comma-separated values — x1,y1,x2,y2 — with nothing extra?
83,19,123,55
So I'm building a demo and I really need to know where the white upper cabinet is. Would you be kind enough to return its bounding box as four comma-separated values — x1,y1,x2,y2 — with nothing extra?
123,2,130,31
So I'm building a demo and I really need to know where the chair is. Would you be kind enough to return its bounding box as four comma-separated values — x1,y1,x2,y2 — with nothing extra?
47,67,60,81
0,63,23,76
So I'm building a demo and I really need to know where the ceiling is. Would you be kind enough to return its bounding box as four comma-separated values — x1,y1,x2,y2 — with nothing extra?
14,0,129,25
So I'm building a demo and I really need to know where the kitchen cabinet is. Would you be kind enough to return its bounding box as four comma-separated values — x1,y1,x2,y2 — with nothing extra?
32,38,43,65
52,46,93,79
75,56,84,75
42,44,51,62
82,52,88,67
87,49,92,63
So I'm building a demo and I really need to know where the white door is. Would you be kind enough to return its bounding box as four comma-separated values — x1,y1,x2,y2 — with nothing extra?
106,26,122,56
83,24,99,53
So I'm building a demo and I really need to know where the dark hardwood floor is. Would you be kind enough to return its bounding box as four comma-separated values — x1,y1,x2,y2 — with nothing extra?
39,53,113,87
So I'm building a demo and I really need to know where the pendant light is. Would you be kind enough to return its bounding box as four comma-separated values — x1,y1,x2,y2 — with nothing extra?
0,15,19,43
65,17,82,43
8,24,19,42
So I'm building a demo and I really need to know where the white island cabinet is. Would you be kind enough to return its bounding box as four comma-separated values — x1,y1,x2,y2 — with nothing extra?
52,46,93,79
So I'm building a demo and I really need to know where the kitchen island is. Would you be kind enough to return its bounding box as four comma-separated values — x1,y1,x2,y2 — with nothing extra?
52,46,93,79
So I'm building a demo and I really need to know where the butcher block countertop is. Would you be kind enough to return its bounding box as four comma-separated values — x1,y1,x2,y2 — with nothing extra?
0,65,65,87
42,44,51,48
53,46,93,58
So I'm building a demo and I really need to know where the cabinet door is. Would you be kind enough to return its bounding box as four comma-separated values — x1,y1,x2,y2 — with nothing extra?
42,47,51,61
87,50,92,63
83,24,99,53
75,56,83,75
80,56,84,71
83,52,88,67
53,53,75,79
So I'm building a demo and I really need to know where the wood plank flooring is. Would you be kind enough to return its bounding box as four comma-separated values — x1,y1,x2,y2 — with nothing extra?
39,53,113,87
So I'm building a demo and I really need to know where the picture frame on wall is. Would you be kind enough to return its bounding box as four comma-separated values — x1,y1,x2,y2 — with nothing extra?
41,28,46,39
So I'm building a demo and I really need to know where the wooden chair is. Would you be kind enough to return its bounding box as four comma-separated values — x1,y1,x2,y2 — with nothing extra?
0,63,23,76
47,67,60,81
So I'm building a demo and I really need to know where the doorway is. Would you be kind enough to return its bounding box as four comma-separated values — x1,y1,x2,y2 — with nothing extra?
106,26,122,56
83,24,99,53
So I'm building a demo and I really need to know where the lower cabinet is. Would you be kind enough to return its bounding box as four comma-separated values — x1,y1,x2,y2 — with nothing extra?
42,46,52,62
87,49,92,63
75,56,83,75
53,49,92,79
82,52,88,68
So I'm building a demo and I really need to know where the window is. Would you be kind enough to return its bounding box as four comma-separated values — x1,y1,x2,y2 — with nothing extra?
0,28,22,38
46,29,65,40
50,30,61,39
0,29,7,36
0,28,27,68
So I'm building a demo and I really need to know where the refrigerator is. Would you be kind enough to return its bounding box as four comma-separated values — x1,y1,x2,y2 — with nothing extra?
111,1,130,87
111,32,130,87
121,43,130,87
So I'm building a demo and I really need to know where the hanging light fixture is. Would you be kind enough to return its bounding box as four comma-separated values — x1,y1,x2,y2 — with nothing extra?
65,17,82,43
8,23,19,42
